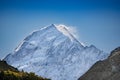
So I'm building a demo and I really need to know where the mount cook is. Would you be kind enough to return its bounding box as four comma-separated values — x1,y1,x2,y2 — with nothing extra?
4,24,109,80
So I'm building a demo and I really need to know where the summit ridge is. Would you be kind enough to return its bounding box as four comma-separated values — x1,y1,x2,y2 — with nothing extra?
4,24,109,80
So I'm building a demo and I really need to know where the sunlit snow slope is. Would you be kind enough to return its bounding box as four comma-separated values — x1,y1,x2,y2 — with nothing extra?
4,24,109,80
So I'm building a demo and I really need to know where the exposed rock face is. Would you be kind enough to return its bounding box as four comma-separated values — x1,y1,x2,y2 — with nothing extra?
78,47,120,80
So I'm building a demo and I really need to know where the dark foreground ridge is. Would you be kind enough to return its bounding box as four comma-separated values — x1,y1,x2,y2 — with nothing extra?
0,60,50,80
78,47,120,80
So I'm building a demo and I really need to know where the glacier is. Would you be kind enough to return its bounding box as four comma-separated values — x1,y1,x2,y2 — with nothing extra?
4,24,109,80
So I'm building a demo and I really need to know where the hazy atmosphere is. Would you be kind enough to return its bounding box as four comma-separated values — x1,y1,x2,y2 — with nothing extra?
0,0,120,59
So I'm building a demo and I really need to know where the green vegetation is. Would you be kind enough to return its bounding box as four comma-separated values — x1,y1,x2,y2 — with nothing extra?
0,60,50,80
0,70,50,80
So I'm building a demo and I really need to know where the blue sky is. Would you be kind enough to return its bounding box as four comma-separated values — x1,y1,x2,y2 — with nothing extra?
0,0,120,59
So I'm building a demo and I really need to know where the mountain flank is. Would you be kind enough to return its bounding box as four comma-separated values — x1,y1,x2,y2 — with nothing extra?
78,47,120,80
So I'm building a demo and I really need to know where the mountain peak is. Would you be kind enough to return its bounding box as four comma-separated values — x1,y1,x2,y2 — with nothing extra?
4,24,109,80
89,45,96,49
47,24,56,29
51,24,56,27
42,24,76,41
41,24,56,30
55,24,75,41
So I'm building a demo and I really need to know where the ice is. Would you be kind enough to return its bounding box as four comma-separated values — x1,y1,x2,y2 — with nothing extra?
4,24,109,80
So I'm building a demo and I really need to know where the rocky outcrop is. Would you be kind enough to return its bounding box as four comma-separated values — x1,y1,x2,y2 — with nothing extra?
79,47,120,80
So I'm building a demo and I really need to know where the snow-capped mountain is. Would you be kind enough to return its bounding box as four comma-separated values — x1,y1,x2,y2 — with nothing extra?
4,24,109,80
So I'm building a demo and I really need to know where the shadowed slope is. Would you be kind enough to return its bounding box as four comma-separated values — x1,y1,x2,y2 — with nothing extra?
79,47,120,80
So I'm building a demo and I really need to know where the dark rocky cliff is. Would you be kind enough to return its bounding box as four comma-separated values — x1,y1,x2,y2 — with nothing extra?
79,47,120,80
